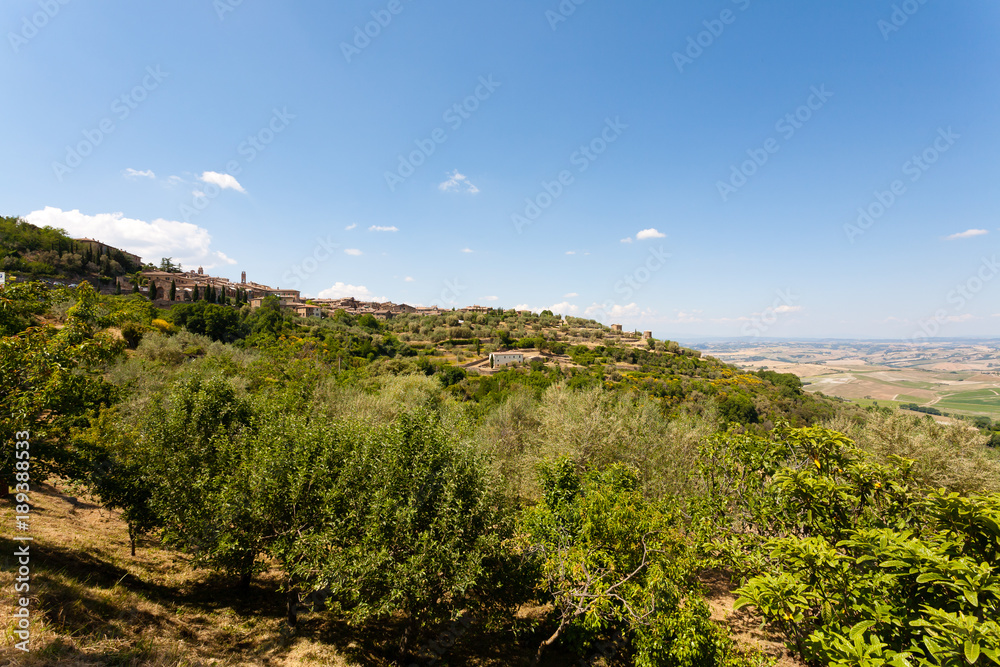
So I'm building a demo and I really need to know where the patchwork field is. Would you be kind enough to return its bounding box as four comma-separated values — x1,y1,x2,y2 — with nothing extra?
692,339,1000,420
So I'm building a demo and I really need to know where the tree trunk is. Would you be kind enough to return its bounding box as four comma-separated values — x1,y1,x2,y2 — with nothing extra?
534,618,569,665
128,525,136,557
286,585,299,629
398,616,417,664
1,479,9,498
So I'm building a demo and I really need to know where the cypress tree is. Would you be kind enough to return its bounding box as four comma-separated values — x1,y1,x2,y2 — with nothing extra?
193,285,200,301
150,283,158,300
169,279,176,301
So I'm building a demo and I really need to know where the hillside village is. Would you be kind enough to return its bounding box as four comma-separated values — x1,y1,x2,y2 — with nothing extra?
49,237,660,341
5,219,1000,667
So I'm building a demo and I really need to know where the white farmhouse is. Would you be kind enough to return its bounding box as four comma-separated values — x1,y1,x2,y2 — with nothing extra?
489,352,524,369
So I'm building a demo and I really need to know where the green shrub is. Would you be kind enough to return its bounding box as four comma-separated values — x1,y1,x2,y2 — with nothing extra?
120,321,145,349
520,457,739,666
698,424,1000,666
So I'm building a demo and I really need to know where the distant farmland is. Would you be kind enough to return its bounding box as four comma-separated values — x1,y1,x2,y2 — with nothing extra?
694,339,1000,420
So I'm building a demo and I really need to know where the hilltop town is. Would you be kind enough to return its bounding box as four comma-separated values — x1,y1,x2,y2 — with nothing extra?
55,237,663,337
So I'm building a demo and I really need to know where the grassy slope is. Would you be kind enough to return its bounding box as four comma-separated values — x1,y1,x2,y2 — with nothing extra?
0,483,800,667
0,483,598,666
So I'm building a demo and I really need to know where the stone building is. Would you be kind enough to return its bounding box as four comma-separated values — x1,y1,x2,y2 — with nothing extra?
489,352,524,368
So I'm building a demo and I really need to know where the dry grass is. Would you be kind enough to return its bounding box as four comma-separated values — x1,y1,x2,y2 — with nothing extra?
0,483,587,666
0,481,306,666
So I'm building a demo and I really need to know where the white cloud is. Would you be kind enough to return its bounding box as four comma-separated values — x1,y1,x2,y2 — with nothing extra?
483,296,499,301
564,292,579,298
317,282,384,301
566,250,576,255
945,313,979,323
123,168,155,179
944,229,988,240
404,276,415,282
22,207,234,270
344,248,363,256
345,223,357,231
774,305,803,314
674,310,703,324
199,171,246,193
214,251,238,265
620,237,633,244
369,225,398,232
165,175,185,187
585,302,641,318
549,301,580,315
636,228,666,240
461,248,474,253
438,170,480,194
514,304,531,311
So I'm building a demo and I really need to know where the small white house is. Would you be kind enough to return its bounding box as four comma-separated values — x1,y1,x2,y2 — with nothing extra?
490,352,524,369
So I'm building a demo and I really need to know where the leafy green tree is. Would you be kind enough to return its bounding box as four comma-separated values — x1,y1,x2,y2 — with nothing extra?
357,313,379,331
83,408,160,555
521,457,733,666
159,257,181,272
0,281,51,336
700,424,1000,666
718,393,759,425
243,296,289,340
1,283,124,490
288,413,525,659
141,376,259,585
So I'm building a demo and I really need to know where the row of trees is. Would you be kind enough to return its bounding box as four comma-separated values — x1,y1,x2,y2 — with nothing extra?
4,281,1000,664
0,216,142,279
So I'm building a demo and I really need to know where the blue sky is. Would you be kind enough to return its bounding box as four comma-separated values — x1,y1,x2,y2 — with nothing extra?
2,0,998,340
